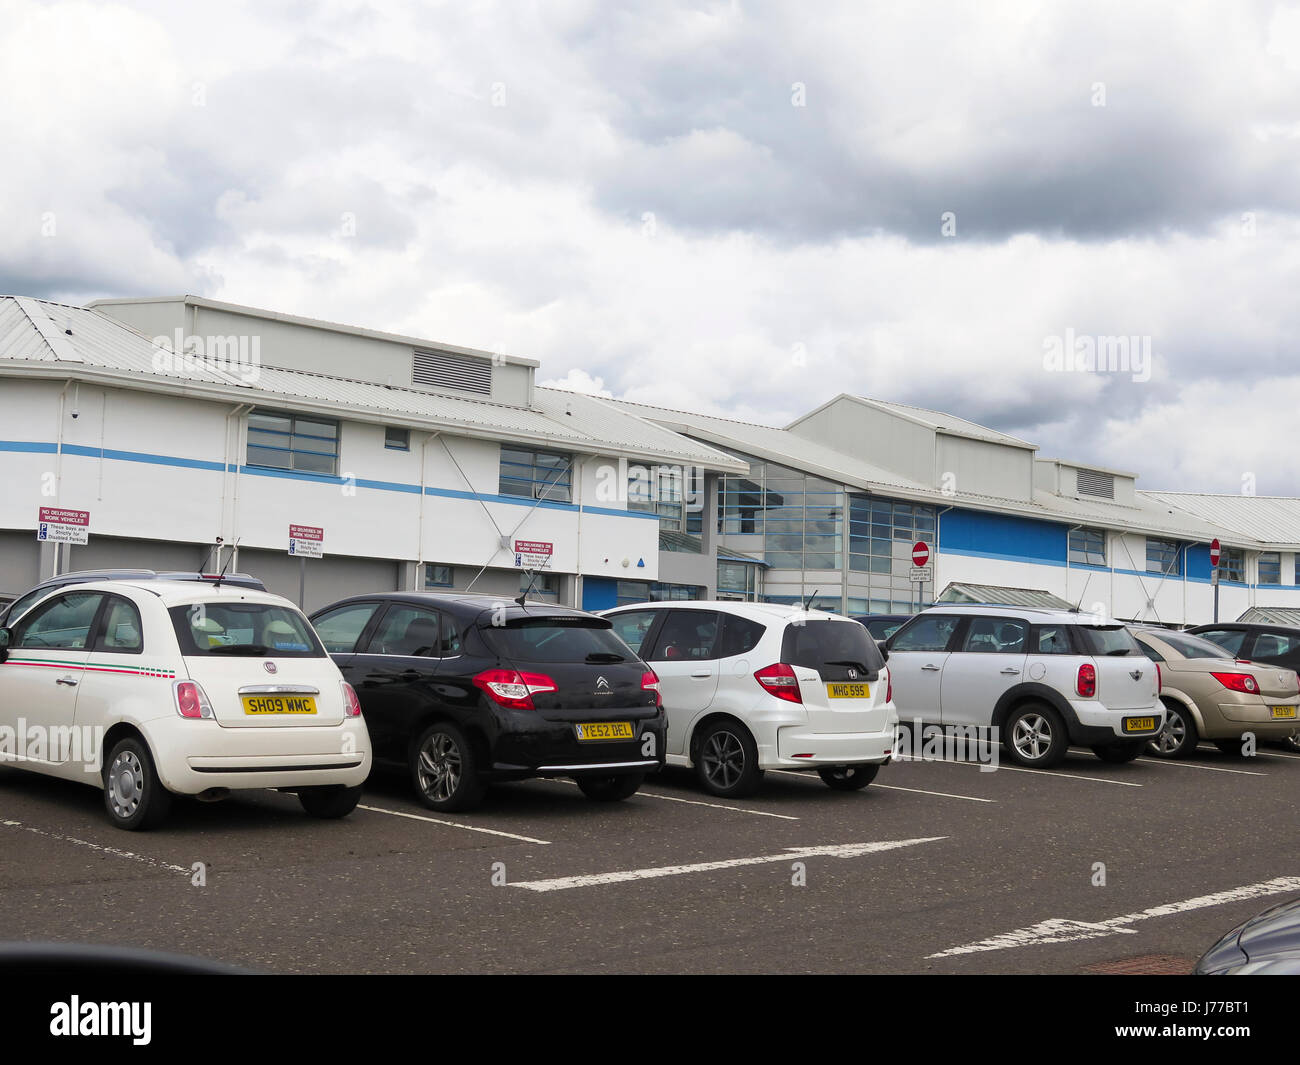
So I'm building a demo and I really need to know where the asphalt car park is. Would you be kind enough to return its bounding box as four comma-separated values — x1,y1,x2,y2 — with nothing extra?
2,736,1297,974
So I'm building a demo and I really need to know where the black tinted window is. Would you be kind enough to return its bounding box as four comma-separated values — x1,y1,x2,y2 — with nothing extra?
1076,625,1142,656
962,617,1028,653
605,610,660,657
1194,629,1245,656
369,605,441,657
483,617,631,664
648,610,721,661
781,619,884,674
718,614,766,658
312,602,381,654
1032,625,1074,654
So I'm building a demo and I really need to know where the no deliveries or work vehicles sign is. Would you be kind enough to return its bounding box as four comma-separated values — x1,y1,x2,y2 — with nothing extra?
36,507,90,545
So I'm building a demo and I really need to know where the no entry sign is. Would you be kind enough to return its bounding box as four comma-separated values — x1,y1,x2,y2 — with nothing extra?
1209,538,1221,567
912,540,931,567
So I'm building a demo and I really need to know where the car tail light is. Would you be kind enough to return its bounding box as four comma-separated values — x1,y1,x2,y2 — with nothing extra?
341,681,362,717
173,680,214,719
1155,663,1161,694
886,668,893,704
754,663,802,704
472,669,558,710
1210,671,1260,694
641,670,662,707
1076,663,1096,698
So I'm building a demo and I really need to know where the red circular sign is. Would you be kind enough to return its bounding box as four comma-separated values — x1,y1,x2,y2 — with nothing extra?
1209,539,1221,567
912,541,930,566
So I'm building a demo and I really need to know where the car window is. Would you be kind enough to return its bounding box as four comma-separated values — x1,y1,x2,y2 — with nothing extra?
605,609,660,657
962,617,1028,653
368,605,442,657
3,586,54,626
1249,631,1299,660
648,610,722,661
1075,625,1142,656
1159,631,1232,660
890,614,960,653
1193,629,1246,656
169,602,324,657
1032,625,1074,654
1132,635,1166,662
781,619,885,673
481,616,631,663
717,614,766,658
312,602,382,654
437,613,462,656
865,619,905,640
13,592,103,650
95,596,143,654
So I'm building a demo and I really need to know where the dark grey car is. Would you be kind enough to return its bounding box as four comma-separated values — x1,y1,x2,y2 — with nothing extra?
1195,895,1300,974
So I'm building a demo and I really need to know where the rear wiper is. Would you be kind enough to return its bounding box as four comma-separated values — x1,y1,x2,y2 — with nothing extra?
1105,649,1133,656
827,659,874,673
208,644,271,656
585,652,626,663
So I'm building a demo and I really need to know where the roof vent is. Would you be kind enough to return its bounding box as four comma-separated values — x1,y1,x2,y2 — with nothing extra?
1076,469,1114,499
412,349,492,395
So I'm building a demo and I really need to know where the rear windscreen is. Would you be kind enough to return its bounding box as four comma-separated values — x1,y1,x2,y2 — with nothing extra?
1159,631,1233,660
170,603,325,657
1076,625,1142,657
781,619,886,675
481,617,635,664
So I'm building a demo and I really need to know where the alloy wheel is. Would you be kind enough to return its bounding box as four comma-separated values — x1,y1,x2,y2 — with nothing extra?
417,732,462,803
1154,710,1186,755
701,731,745,790
1011,714,1053,761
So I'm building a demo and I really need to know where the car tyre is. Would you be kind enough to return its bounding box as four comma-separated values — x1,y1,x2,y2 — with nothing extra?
1148,701,1198,758
103,737,172,831
411,723,486,812
1091,740,1145,764
575,772,645,801
1002,703,1069,768
817,763,879,790
1286,730,1300,753
695,720,763,798
299,784,362,819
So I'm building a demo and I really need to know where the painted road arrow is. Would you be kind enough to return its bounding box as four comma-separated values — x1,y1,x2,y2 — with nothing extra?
510,838,946,892
928,876,1300,958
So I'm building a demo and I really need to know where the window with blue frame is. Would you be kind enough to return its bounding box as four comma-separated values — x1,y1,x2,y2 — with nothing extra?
499,447,571,502
1259,552,1281,586
1146,538,1183,576
1219,547,1245,583
615,580,703,605
1068,527,1107,566
424,564,453,588
247,410,339,475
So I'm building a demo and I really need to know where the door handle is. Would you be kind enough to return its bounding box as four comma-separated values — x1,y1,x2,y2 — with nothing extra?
690,671,710,678
999,668,1021,675
55,675,79,687
921,664,941,672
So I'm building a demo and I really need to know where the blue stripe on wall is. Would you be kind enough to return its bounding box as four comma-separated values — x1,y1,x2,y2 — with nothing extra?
940,508,1067,565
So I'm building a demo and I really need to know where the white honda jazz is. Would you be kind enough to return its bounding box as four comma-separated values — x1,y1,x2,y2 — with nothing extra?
601,601,897,797
0,579,371,829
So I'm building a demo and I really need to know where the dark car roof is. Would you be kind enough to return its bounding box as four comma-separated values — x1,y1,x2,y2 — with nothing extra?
312,591,602,624
852,614,912,623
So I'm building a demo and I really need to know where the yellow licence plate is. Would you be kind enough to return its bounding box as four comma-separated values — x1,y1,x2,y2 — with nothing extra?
1123,716,1156,733
1270,705,1297,719
575,721,634,742
242,694,317,715
827,682,870,699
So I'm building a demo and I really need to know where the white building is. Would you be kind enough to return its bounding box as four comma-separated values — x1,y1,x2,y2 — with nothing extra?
1,292,1296,627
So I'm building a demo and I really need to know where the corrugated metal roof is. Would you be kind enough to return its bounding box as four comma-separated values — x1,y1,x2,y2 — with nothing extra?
798,395,1036,449
0,297,747,471
1029,488,1242,545
1237,607,1300,626
1140,492,1300,547
938,583,1074,609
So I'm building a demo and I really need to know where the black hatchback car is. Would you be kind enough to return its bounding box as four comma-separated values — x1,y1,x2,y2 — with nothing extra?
309,592,666,811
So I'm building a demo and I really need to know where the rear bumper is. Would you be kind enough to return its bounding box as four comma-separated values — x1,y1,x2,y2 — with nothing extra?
1067,701,1164,742
770,725,895,767
488,708,666,779
144,717,372,794
1214,701,1298,734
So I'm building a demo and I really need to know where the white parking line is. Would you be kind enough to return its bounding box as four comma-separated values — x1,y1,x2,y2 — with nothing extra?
539,777,798,820
1134,758,1266,776
0,818,190,876
768,769,993,803
511,838,946,892
357,804,551,845
893,756,1143,787
929,876,1300,958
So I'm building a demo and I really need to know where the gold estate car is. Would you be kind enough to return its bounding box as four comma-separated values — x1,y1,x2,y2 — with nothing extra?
1129,626,1300,758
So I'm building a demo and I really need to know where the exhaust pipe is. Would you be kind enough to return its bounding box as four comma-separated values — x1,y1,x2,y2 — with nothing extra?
195,788,230,803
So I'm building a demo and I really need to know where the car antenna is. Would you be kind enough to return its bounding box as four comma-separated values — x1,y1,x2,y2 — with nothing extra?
1071,571,1094,614
802,588,820,611
515,568,540,607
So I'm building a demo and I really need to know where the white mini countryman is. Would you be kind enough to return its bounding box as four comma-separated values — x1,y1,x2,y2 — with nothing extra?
0,579,371,829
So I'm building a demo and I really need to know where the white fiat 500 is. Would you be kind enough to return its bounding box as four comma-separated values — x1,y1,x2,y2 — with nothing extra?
601,601,897,797
0,579,371,829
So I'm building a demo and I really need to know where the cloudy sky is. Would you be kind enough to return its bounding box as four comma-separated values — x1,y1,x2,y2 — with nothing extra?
5,0,1300,492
